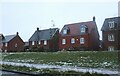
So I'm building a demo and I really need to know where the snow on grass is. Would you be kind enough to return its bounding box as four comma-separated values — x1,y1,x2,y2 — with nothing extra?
2,51,118,70
0,61,118,74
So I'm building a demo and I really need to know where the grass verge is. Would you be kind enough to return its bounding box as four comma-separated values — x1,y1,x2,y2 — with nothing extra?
2,51,118,69
1,64,109,76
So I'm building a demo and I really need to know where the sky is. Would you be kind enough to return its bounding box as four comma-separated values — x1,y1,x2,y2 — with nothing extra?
0,0,119,41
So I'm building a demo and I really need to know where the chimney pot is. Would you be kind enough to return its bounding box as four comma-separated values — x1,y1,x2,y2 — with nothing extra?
16,32,19,35
37,27,39,31
93,16,95,21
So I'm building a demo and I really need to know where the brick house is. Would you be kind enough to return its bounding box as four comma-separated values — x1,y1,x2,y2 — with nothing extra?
101,17,120,51
29,28,59,51
0,34,3,51
59,17,99,51
2,32,24,52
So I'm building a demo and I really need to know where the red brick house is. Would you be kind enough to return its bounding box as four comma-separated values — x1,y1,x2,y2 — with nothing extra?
29,28,59,51
59,17,99,51
0,34,3,51
2,32,24,52
101,17,120,51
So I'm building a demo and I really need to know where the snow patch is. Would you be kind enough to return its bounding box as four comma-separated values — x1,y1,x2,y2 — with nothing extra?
0,61,118,74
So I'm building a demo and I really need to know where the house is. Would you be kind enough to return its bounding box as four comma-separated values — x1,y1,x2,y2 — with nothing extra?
101,17,120,51
0,34,3,51
2,32,24,52
24,41,29,51
29,28,59,51
59,17,100,51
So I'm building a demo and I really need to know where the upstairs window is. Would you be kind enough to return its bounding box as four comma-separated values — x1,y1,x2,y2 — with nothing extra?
63,29,67,34
71,38,75,44
80,38,85,44
81,27,86,33
108,21,115,29
32,41,35,45
63,27,69,35
15,43,18,48
62,39,66,45
39,41,41,45
108,34,114,41
80,25,87,33
44,40,47,45
5,43,8,47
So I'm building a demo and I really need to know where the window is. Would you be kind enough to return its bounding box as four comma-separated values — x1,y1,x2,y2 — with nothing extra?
80,25,87,33
39,41,41,45
5,49,7,52
5,43,8,47
44,40,47,45
62,39,66,45
80,38,85,44
108,34,114,41
63,29,67,34
81,27,85,33
108,46,114,51
15,43,18,48
32,41,34,45
108,21,115,29
71,38,75,44
63,27,69,35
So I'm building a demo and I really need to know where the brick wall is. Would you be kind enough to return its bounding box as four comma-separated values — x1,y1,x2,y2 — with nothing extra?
2,35,24,52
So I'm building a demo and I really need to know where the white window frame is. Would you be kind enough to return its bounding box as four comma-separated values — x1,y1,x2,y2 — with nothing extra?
63,29,67,34
15,43,18,48
108,34,114,41
71,38,75,44
39,41,41,45
108,46,114,51
108,21,115,29
5,43,8,47
81,27,85,33
80,38,85,44
32,41,35,45
5,49,7,53
44,40,47,45
62,39,66,45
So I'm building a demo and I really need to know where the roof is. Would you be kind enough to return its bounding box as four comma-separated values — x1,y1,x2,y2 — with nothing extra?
0,34,4,40
2,35,16,43
101,17,120,31
29,28,59,41
60,21,98,36
24,42,29,46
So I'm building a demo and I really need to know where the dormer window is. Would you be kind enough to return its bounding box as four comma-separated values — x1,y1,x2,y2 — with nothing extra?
81,27,85,33
63,27,69,35
80,25,87,33
108,21,115,29
63,29,67,34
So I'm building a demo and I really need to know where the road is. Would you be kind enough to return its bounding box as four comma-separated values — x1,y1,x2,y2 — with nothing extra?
0,70,29,76
0,70,119,76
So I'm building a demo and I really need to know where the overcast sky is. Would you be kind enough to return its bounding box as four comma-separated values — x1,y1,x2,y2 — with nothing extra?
0,0,119,41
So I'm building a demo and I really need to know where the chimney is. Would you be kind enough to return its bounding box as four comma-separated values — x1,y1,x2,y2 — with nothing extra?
37,27,39,31
93,16,95,21
16,32,19,35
